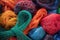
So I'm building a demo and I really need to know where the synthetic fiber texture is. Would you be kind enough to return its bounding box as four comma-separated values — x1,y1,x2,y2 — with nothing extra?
1,0,16,10
41,14,60,35
0,10,32,40
24,8,47,35
32,0,58,10
0,10,17,30
54,32,60,40
28,27,46,40
14,1,36,15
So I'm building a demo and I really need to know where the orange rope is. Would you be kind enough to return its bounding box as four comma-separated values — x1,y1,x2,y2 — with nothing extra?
5,18,17,30
0,10,17,30
1,0,16,10
24,8,47,35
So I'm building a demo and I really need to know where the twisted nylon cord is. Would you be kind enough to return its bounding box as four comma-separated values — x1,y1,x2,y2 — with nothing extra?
0,10,32,40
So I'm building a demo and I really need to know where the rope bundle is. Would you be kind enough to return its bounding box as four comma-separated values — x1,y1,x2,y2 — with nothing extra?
1,0,16,10
41,14,60,35
24,8,47,35
14,1,36,15
0,10,17,30
0,0,59,40
28,27,46,40
0,10,32,40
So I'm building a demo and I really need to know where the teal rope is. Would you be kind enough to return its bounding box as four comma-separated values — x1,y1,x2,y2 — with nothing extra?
0,10,32,40
15,10,32,31
11,10,32,40
57,7,60,14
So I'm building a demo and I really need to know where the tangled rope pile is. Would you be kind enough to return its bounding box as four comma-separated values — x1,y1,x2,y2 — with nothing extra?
0,10,32,40
24,8,47,35
0,0,60,40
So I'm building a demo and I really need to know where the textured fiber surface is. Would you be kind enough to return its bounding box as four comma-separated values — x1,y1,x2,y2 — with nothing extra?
41,14,60,35
54,32,60,40
28,27,46,40
57,7,60,14
0,10,17,30
1,0,16,10
43,34,54,40
24,8,47,35
14,1,36,14
32,0,58,10
9,37,17,40
0,0,59,40
0,10,32,40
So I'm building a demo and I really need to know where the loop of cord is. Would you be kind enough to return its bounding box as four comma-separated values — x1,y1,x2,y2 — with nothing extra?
9,10,32,40
24,8,47,35
0,10,32,40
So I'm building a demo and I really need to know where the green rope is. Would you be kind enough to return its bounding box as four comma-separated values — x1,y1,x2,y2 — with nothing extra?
57,1,60,14
0,10,32,40
57,7,60,13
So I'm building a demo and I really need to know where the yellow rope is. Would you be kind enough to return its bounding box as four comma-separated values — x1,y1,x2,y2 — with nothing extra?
0,10,17,30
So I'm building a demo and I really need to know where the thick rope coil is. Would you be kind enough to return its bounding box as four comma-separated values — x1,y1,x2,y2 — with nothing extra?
0,10,17,30
41,14,60,35
14,1,36,15
28,27,46,40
